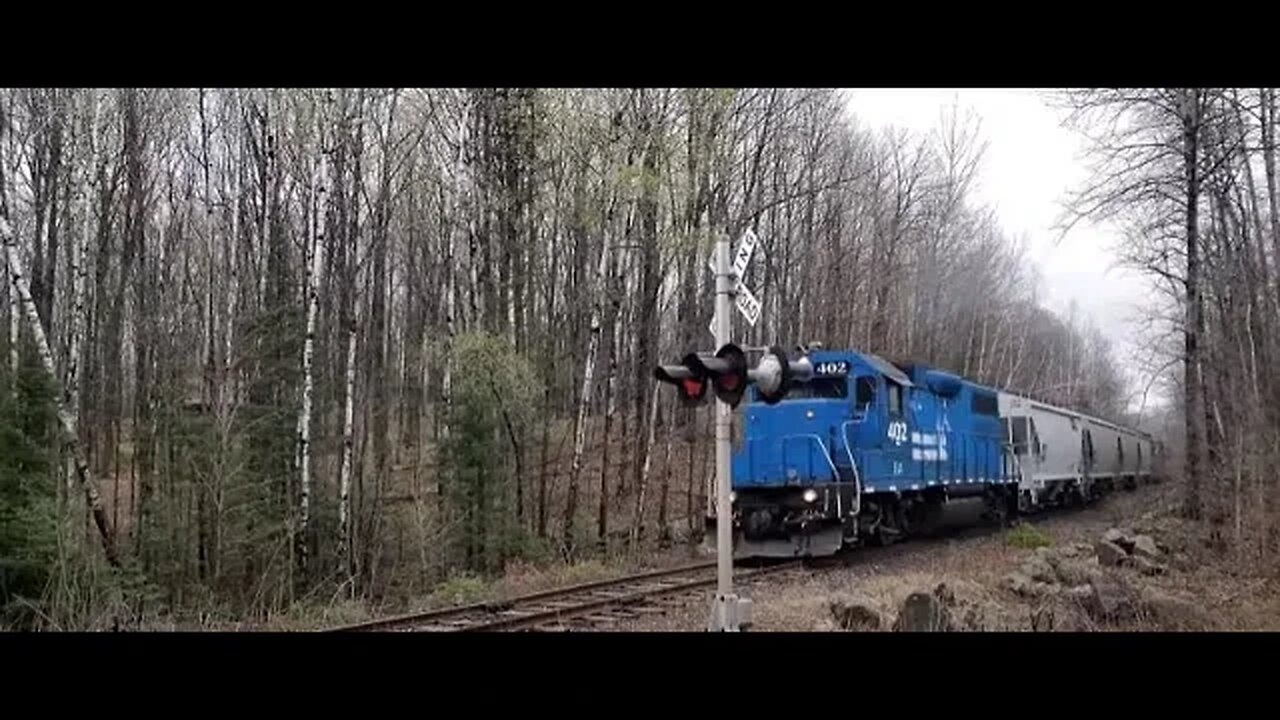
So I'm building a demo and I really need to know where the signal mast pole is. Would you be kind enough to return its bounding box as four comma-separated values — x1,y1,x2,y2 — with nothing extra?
710,232,742,631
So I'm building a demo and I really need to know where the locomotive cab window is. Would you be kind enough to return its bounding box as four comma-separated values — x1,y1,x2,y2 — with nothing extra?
854,377,875,413
886,379,903,417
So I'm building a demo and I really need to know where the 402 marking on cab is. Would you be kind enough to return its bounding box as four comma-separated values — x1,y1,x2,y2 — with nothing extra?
814,361,849,376
887,420,908,445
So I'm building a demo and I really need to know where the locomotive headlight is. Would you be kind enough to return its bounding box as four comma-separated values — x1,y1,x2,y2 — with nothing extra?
803,488,818,503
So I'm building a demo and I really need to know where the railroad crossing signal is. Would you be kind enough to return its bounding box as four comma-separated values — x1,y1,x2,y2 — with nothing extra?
653,344,812,409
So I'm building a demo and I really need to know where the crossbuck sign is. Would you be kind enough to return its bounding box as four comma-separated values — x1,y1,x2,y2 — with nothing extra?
709,229,763,334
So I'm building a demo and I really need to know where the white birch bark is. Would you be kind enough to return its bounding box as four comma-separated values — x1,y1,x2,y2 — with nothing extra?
297,96,326,576
64,88,97,497
7,262,15,383
224,89,240,401
439,94,467,526
200,88,216,406
630,388,661,548
337,311,356,578
2,216,118,566
564,229,613,543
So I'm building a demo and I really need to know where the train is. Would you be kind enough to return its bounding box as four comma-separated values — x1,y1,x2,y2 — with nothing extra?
708,344,1158,559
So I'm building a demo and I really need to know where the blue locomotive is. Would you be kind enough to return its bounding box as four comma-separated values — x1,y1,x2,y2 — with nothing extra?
711,346,1022,558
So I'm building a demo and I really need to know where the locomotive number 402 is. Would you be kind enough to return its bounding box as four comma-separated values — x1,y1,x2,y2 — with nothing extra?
887,420,908,445
814,361,849,376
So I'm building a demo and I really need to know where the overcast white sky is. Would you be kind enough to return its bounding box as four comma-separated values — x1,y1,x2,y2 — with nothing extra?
844,88,1160,411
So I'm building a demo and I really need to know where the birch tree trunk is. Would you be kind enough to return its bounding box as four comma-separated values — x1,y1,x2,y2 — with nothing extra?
629,385,660,550
64,88,96,500
656,398,675,546
3,216,118,566
224,89,241,404
1261,88,1280,300
297,100,327,583
7,261,15,383
563,229,612,553
1182,90,1206,520
337,311,357,584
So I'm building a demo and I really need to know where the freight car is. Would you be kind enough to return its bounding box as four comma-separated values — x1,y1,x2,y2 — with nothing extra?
999,392,1154,511
709,345,1157,559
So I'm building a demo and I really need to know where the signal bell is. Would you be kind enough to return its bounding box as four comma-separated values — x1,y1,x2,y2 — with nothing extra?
752,345,793,405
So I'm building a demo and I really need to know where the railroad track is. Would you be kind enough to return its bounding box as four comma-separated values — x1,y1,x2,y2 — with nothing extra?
324,559,803,633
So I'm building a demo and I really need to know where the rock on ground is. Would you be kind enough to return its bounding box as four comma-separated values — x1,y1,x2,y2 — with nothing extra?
1084,573,1140,622
1003,571,1052,599
1055,542,1095,560
1096,540,1129,567
1103,528,1136,552
829,595,884,631
1020,553,1058,584
1053,558,1100,587
893,591,951,632
1132,535,1160,559
1131,555,1167,577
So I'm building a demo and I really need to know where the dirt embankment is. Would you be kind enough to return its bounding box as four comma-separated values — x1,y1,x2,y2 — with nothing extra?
608,483,1280,632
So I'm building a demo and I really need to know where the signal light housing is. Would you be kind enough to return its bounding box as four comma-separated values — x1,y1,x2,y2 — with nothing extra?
654,354,709,408
704,343,748,407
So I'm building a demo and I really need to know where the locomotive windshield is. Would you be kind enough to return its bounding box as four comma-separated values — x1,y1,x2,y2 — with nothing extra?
784,377,847,399
751,376,847,401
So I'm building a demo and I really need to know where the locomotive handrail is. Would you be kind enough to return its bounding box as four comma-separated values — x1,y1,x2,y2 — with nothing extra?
780,433,841,485
839,421,862,517
1000,441,1025,485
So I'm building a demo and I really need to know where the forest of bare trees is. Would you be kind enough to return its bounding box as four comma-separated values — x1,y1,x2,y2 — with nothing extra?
1060,88,1280,567
0,88,1163,628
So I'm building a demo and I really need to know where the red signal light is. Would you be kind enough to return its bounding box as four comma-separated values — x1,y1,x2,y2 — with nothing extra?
655,359,709,408
708,343,748,407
